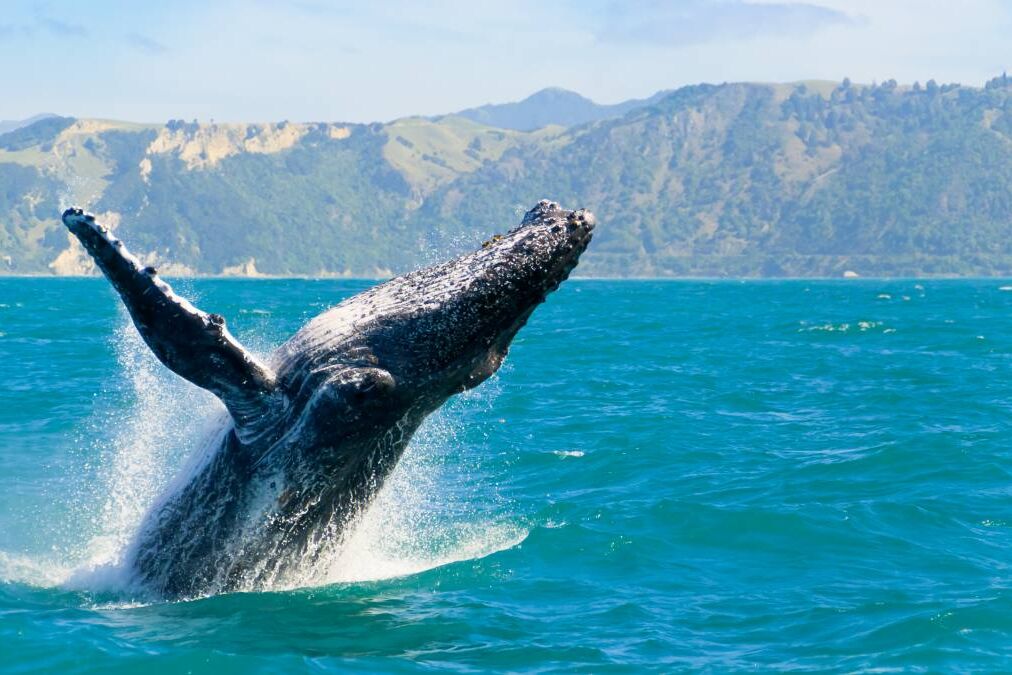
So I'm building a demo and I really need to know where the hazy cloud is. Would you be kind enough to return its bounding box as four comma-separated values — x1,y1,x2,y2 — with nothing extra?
0,13,88,40
125,32,168,54
37,15,88,37
597,0,856,46
287,1,351,16
0,0,1006,123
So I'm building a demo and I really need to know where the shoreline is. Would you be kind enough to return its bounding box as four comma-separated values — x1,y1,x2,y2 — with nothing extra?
3,274,1012,282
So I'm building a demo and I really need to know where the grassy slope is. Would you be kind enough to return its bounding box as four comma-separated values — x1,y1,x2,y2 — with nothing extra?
2,78,1012,276
419,79,1012,276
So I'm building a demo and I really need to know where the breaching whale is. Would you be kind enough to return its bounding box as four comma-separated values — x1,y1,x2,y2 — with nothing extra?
61,200,594,599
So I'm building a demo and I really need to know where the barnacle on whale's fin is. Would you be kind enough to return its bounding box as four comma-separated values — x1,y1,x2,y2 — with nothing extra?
61,208,282,437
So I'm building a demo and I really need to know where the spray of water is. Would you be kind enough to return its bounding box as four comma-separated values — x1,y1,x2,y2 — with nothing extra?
64,308,224,591
5,303,525,599
290,387,526,589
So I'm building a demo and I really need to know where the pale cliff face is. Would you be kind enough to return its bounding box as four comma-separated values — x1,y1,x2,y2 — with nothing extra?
44,121,355,276
49,211,121,276
48,210,196,277
142,122,351,171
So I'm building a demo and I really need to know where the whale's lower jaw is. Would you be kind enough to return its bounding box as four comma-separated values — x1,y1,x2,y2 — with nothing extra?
62,200,593,600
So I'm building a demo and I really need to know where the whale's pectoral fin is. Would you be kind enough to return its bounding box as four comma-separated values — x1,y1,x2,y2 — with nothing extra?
62,209,281,429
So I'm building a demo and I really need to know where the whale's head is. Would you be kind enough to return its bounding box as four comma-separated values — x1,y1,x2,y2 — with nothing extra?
280,200,594,434
380,200,594,406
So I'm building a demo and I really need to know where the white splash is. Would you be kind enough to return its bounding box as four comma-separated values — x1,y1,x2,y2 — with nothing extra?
0,551,73,587
67,307,224,591
277,376,523,590
316,408,524,586
1,308,522,598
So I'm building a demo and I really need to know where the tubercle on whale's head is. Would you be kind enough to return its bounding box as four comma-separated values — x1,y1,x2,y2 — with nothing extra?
366,200,595,407
458,200,595,383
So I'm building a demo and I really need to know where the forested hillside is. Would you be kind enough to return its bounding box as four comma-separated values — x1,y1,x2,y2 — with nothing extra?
2,76,1011,277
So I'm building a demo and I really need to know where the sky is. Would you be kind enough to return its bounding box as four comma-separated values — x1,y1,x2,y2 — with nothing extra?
2,0,1011,123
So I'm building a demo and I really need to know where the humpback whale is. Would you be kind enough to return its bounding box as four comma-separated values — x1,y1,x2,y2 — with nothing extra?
61,200,594,599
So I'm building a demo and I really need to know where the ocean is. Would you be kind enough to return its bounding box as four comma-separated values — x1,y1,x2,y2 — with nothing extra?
2,277,1012,671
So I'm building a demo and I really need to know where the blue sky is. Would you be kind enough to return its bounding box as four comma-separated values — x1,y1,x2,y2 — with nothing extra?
2,0,1010,123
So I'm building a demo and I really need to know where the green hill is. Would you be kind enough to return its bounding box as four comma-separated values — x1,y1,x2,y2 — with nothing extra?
446,87,671,132
2,76,1012,277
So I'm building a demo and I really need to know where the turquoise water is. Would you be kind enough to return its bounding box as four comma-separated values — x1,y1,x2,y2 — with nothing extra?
3,278,1012,671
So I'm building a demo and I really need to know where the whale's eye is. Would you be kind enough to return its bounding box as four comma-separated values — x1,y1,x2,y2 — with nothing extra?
358,368,395,393
335,367,396,407
311,367,398,428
